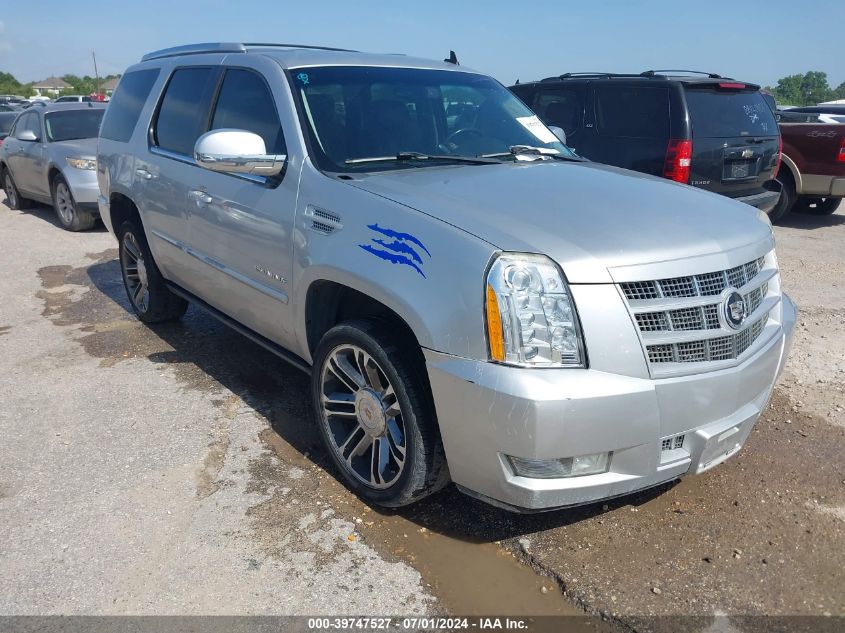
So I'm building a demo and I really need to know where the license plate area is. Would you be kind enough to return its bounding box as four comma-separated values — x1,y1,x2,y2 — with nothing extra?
723,159,759,181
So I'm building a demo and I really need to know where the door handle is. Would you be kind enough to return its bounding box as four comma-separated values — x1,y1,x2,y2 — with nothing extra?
135,168,153,180
189,189,213,205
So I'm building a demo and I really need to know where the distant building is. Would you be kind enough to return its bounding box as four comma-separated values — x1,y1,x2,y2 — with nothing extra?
32,76,72,97
101,76,121,96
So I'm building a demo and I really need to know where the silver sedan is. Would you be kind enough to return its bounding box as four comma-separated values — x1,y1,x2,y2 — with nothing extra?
0,102,105,231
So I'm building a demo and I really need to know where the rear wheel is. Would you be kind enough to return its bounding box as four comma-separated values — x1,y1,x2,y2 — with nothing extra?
793,196,841,216
312,320,448,507
117,220,188,323
3,170,30,210
769,170,796,223
52,175,95,231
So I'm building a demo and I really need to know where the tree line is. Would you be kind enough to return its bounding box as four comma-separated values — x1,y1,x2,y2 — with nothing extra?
765,71,843,106
0,71,120,97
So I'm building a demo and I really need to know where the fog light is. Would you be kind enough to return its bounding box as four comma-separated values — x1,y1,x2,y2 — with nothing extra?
507,452,611,479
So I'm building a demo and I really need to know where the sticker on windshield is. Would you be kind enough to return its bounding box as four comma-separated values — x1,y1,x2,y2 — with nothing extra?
359,224,431,278
516,115,558,144
296,72,310,85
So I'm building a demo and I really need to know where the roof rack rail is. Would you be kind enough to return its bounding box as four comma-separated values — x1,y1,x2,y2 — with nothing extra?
540,72,657,82
142,43,246,62
243,42,358,53
142,41,358,62
641,69,723,79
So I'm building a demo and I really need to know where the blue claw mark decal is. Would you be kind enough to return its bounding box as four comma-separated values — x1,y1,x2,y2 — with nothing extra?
359,224,430,278
296,72,310,85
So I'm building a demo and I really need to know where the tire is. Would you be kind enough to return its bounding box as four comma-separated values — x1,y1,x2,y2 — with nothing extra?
769,171,796,223
52,175,95,231
2,169,31,210
312,320,448,507
792,196,841,216
117,219,188,323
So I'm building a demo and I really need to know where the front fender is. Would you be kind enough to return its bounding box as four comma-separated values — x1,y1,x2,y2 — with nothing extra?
291,162,497,363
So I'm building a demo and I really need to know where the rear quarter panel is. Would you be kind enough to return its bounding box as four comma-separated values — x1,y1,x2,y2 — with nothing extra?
780,123,845,178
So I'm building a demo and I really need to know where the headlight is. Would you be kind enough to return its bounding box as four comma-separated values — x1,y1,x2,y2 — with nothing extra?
485,253,585,367
66,157,96,170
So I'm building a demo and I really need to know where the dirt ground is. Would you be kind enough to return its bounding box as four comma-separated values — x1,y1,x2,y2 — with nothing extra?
0,198,843,630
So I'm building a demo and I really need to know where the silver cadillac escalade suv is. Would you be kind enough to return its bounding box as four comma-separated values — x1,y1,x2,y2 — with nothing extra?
97,43,796,511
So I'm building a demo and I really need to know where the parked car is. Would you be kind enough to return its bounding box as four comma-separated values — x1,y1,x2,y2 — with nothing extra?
509,71,782,218
0,102,106,230
54,95,94,103
0,104,19,112
772,121,845,217
788,105,845,117
97,43,795,511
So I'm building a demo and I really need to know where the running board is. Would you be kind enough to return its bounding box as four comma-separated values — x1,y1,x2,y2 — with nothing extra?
165,282,311,374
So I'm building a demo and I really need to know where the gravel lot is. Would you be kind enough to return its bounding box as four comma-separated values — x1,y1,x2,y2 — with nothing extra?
0,197,842,628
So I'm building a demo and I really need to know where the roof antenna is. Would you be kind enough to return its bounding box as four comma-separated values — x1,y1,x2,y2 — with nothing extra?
444,50,459,65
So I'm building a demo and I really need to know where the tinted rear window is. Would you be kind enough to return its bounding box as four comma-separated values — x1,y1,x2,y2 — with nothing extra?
594,84,669,139
154,67,216,155
100,69,160,142
685,89,777,138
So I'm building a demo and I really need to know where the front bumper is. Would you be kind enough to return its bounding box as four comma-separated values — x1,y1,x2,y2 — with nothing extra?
425,294,796,512
62,167,100,206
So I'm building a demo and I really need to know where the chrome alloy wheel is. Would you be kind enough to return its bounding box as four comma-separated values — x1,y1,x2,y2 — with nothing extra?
320,344,407,489
55,181,75,225
121,231,150,313
4,174,17,208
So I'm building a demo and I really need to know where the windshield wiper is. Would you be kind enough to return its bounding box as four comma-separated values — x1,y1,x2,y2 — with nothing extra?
345,151,502,166
483,146,584,162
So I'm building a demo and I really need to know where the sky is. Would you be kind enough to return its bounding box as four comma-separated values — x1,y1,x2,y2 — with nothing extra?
0,0,842,89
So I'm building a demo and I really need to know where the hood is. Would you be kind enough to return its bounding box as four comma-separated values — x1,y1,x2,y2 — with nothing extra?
51,137,97,158
347,161,774,283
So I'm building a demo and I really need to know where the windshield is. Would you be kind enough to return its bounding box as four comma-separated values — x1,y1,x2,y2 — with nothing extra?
44,109,105,142
289,66,574,172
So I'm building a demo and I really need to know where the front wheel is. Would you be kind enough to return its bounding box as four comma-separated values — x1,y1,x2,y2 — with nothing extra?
312,321,448,507
3,170,30,210
793,196,841,216
117,220,188,323
52,176,95,231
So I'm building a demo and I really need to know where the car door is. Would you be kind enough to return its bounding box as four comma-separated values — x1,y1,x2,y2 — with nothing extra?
6,112,44,195
138,65,220,289
184,60,298,348
18,110,49,198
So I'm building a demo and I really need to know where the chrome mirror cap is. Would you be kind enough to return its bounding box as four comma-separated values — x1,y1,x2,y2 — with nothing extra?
194,129,286,177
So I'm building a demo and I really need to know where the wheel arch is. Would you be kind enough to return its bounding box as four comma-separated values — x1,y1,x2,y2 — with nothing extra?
304,278,431,365
779,154,802,194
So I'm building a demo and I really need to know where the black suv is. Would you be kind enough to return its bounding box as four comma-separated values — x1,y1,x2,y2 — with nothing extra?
510,71,782,216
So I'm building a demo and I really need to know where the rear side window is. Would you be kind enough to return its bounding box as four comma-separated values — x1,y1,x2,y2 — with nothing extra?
0,113,16,135
100,69,160,142
533,88,584,136
594,84,669,139
685,89,777,138
210,69,285,154
154,67,216,156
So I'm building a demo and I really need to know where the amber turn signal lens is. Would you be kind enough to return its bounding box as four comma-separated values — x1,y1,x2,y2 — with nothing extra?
486,284,505,361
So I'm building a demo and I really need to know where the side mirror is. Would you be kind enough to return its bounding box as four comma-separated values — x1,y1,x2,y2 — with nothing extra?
194,129,286,177
18,130,39,142
548,126,566,145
